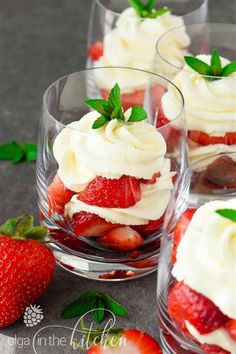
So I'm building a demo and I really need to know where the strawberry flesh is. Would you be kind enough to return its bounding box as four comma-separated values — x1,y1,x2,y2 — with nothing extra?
77,175,141,208
225,319,236,340
99,226,144,251
87,41,103,61
201,344,230,354
188,130,236,146
168,282,229,334
133,215,165,236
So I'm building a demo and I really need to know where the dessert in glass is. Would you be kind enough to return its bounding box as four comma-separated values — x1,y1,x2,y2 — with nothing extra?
157,167,236,353
36,67,186,281
87,0,196,102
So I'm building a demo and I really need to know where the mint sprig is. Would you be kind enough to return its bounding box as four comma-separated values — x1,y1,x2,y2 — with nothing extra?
128,0,170,18
215,209,236,222
0,141,37,164
84,83,147,129
184,49,236,81
61,290,128,324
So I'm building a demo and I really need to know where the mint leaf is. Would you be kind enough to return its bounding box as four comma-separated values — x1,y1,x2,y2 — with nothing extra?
91,299,105,324
0,141,24,163
215,209,236,222
210,49,222,76
184,56,211,76
128,0,143,16
61,291,98,319
92,116,108,129
128,105,147,122
23,144,37,162
221,61,236,77
84,99,112,117
144,0,156,12
99,292,128,316
149,7,170,18
108,83,122,109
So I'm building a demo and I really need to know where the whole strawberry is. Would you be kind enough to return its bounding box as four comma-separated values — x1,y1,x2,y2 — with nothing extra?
0,215,55,328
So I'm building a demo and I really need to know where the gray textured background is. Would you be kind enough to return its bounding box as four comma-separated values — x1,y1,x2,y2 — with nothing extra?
0,0,235,353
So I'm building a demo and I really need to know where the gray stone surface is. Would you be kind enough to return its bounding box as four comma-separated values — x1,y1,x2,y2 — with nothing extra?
0,0,235,353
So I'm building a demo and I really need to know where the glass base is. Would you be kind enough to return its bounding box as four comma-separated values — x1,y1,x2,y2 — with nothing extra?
51,243,157,281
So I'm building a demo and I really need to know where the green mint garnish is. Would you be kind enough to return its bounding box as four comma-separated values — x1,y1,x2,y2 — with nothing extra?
128,0,170,18
60,290,128,324
84,83,147,129
0,215,47,240
0,141,37,164
215,209,236,222
184,49,236,81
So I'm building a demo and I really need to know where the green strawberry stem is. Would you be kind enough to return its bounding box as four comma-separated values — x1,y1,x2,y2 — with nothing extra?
184,48,236,81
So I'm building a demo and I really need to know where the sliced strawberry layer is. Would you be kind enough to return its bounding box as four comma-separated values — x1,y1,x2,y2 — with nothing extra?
99,226,144,251
168,282,229,334
172,209,196,263
225,319,236,340
156,107,181,152
99,271,136,280
87,41,103,61
204,155,236,188
201,344,230,354
140,172,161,185
71,211,119,237
47,174,75,216
133,215,165,237
101,85,165,112
87,329,162,354
77,175,141,208
188,130,236,146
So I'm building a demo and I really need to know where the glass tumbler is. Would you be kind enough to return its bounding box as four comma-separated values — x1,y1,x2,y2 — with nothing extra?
36,67,186,281
157,164,236,353
86,0,208,72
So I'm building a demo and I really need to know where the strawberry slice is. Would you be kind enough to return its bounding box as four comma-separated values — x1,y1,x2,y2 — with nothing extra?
77,175,141,208
99,226,144,251
71,212,119,237
47,174,75,216
87,329,162,354
172,209,196,263
188,130,236,146
87,41,103,61
168,282,229,334
133,215,165,236
101,85,165,112
204,155,236,188
156,107,181,152
201,344,230,354
140,172,161,185
225,319,236,340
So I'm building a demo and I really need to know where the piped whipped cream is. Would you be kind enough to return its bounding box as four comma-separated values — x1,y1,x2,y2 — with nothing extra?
94,7,190,90
172,199,236,319
186,322,236,354
162,54,236,162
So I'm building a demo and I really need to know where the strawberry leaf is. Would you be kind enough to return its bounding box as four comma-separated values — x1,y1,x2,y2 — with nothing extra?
22,143,37,162
16,215,34,236
98,292,128,316
0,141,24,163
23,226,48,239
184,56,211,76
221,61,236,77
210,49,222,76
215,209,236,222
128,105,147,122
0,215,24,236
92,116,108,129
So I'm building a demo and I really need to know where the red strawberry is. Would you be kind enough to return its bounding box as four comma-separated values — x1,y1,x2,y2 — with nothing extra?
204,155,236,188
101,85,165,112
77,175,141,208
201,344,230,354
172,209,196,263
99,270,135,280
0,215,55,328
87,329,162,354
140,172,161,185
99,226,144,251
188,130,236,146
156,107,181,152
71,211,119,237
47,174,75,216
156,107,170,128
87,41,103,61
133,215,165,236
168,282,229,334
225,319,236,340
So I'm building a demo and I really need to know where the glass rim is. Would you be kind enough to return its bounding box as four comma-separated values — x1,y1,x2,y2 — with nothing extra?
93,0,208,18
156,22,236,79
43,66,185,133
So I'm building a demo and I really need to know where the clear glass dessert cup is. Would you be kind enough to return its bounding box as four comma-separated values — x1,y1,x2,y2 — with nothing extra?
155,23,236,197
86,0,208,70
36,66,187,281
157,164,236,353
